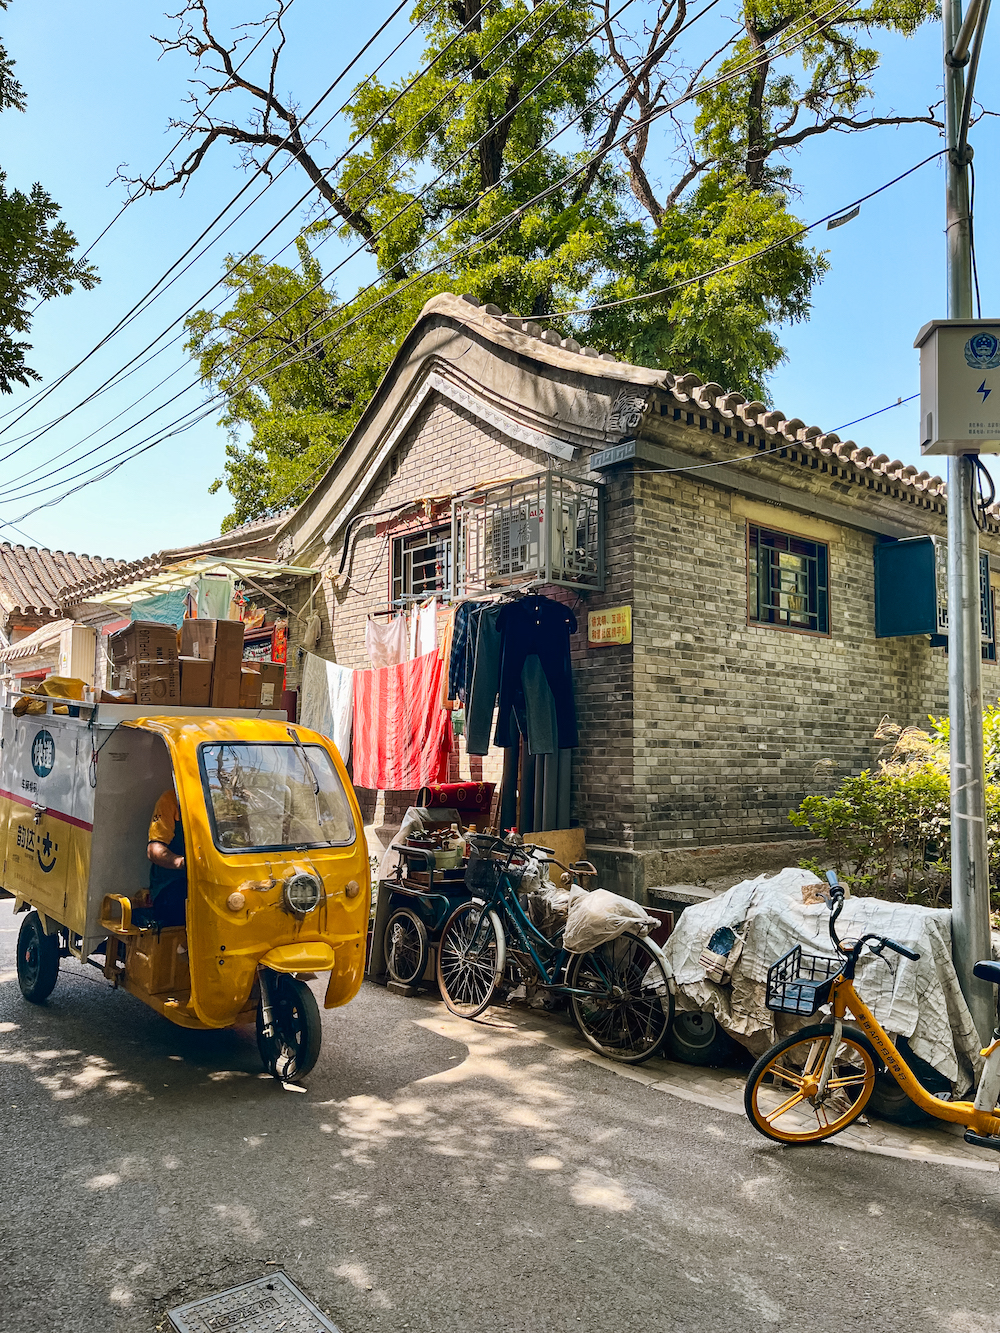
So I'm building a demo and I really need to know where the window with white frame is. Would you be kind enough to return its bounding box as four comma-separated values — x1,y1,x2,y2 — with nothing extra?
391,525,452,605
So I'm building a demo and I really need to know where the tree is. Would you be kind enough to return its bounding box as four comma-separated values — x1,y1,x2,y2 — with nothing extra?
151,0,938,524
0,2,98,393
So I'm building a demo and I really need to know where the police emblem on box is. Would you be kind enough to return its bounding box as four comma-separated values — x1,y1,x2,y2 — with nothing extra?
964,332,1000,369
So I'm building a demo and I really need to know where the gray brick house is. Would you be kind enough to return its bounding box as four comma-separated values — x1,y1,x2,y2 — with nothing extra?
271,292,1000,900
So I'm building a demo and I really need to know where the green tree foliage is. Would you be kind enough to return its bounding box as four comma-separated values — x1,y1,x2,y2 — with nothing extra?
167,0,937,525
0,2,98,393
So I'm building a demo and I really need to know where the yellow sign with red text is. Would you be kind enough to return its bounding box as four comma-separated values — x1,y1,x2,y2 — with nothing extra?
587,606,632,645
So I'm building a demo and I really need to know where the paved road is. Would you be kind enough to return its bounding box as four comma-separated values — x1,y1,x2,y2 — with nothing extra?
1,898,999,1333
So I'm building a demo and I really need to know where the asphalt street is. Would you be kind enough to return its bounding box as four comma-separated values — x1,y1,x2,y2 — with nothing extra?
1,897,999,1333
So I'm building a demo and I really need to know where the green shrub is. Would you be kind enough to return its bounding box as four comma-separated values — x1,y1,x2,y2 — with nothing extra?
789,710,1000,908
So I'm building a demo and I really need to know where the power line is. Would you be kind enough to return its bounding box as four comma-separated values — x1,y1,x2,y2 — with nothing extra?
6,0,860,520
0,0,430,441
0,0,573,478
0,0,641,499
535,149,946,320
829,393,918,433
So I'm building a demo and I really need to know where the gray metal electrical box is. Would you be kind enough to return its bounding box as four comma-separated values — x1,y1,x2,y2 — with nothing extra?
916,318,1000,454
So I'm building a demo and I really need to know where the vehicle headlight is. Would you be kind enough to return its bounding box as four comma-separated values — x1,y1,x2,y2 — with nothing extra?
283,871,323,916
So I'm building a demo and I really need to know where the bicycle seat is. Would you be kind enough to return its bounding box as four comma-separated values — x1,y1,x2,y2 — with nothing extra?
973,960,1000,986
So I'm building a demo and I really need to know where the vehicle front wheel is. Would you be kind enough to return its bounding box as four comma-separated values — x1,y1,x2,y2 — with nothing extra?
436,902,506,1018
256,974,322,1080
17,911,60,1003
744,1022,878,1144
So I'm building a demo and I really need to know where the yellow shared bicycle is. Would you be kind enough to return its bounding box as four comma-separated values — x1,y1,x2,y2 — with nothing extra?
744,872,1000,1149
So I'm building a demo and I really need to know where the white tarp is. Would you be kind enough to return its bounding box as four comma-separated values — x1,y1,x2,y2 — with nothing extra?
661,867,984,1094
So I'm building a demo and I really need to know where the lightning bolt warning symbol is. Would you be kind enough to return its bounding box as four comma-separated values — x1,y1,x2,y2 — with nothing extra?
978,380,992,402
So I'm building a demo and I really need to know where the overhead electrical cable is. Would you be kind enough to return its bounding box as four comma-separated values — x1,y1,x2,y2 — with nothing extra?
6,0,862,518
0,0,435,441
0,0,575,475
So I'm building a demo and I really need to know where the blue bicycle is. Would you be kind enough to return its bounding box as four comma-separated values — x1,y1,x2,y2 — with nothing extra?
436,835,673,1064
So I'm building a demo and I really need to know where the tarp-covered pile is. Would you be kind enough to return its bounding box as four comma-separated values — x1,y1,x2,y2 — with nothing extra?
661,867,984,1094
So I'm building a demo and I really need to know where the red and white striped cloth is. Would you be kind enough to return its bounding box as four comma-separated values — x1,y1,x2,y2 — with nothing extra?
351,650,452,790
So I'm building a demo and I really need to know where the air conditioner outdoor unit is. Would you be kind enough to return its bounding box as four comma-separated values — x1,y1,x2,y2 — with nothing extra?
486,506,532,579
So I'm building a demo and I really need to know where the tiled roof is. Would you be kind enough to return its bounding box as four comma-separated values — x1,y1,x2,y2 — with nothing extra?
0,544,125,618
454,294,953,509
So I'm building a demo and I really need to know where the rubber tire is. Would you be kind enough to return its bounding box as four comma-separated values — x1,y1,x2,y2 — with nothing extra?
667,1009,740,1067
867,1036,951,1126
744,1021,880,1144
436,901,506,1019
256,974,322,1080
567,932,675,1064
16,911,60,1003
384,908,429,986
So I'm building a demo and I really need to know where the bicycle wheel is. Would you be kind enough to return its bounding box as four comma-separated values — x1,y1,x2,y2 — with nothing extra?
436,901,506,1019
745,1022,878,1144
384,908,429,986
567,932,674,1064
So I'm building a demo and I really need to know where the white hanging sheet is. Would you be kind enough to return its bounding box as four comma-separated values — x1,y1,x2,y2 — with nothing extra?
365,615,407,669
299,651,354,763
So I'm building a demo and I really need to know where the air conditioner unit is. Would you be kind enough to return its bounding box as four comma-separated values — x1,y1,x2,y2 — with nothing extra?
486,506,532,579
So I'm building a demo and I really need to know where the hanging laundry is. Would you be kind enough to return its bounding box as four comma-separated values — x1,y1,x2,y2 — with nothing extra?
299,651,354,763
448,600,476,701
465,603,504,756
352,651,452,790
196,574,235,621
130,589,188,628
415,597,438,657
365,615,407,669
495,595,579,751
439,604,459,709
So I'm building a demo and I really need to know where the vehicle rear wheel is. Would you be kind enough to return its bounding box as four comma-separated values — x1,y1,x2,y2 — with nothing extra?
567,932,674,1064
436,902,505,1019
866,1036,950,1125
667,1010,741,1067
745,1022,878,1144
384,908,429,986
256,974,322,1080
17,911,60,1003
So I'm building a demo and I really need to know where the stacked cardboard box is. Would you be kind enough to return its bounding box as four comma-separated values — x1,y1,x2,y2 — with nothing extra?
242,659,284,708
109,621,179,704
180,620,246,709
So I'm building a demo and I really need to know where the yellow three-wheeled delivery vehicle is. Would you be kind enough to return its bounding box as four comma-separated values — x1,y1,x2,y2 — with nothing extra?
1,691,369,1080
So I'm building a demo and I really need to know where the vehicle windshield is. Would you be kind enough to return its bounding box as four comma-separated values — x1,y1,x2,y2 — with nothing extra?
199,742,356,852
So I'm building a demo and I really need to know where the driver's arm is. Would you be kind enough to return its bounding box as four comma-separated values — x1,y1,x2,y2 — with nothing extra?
147,840,184,870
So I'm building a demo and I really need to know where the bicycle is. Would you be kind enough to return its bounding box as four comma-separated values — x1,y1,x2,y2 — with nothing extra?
744,871,1000,1149
435,834,674,1064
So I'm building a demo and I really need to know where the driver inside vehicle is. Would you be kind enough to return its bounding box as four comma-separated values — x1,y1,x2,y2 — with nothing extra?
145,786,187,927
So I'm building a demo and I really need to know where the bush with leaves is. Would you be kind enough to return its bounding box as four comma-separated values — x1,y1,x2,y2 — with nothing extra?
789,713,1000,908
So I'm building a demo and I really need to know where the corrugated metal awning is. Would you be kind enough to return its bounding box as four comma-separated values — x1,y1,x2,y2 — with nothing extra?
61,557,318,607
0,618,73,664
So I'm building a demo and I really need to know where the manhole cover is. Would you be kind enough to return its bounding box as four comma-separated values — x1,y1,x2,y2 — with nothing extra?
168,1272,342,1332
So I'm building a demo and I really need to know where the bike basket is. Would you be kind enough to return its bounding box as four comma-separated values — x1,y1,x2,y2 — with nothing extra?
765,946,842,1016
466,848,503,895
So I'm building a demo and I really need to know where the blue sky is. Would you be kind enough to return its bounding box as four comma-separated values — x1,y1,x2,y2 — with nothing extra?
0,0,996,560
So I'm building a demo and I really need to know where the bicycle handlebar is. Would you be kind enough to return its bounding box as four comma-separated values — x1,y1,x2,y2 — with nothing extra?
823,870,921,965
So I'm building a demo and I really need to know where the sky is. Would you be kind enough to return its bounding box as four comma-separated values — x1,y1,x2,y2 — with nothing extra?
1,0,997,562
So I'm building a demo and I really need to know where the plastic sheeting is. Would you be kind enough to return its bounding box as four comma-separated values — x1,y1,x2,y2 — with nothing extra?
562,887,658,955
661,867,984,1094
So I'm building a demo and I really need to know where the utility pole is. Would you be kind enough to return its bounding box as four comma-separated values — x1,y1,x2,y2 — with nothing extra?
943,0,996,1042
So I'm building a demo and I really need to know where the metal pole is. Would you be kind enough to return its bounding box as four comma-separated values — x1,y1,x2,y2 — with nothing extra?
944,0,996,1042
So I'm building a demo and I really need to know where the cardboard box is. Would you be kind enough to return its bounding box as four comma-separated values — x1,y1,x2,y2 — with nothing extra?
109,620,179,666
180,656,212,708
181,620,245,708
239,668,262,710
257,661,284,709
113,659,179,705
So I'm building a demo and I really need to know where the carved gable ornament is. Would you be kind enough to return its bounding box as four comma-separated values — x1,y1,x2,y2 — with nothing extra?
611,387,649,435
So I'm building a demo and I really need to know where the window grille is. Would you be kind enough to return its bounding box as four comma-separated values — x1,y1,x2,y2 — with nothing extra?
749,525,829,634
391,525,453,605
452,471,603,595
